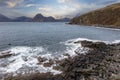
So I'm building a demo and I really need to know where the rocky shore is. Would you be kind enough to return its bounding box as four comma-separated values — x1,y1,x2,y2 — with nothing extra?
60,41,120,80
1,41,120,80
69,23,120,29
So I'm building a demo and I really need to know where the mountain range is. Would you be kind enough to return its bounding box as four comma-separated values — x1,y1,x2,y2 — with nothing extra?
0,13,70,22
0,14,11,22
70,3,120,28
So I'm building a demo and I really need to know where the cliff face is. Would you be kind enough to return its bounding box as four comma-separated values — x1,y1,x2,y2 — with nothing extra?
70,3,120,28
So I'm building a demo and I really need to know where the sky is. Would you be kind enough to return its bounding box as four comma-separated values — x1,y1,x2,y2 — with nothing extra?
0,0,120,19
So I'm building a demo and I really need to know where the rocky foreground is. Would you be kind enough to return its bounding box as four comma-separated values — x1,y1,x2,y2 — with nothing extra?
2,41,120,80
69,3,120,29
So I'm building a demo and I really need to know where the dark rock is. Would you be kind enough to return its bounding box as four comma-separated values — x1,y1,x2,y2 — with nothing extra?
60,41,120,80
43,59,54,67
37,56,47,64
53,66,60,70
4,72,63,80
1,41,120,80
0,51,12,58
80,40,108,49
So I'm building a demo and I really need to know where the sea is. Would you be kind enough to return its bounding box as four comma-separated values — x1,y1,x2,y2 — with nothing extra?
0,22,120,76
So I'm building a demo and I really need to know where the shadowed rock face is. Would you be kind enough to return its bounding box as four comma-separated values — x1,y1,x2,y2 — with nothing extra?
70,3,120,28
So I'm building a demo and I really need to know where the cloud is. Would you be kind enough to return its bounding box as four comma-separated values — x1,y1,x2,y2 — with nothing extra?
57,0,69,3
0,0,24,8
26,4,37,7
0,0,120,18
59,5,77,13
38,6,53,12
57,0,117,17
6,1,17,8
0,7,25,18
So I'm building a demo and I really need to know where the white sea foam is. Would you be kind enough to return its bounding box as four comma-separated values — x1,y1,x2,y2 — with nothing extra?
93,26,120,31
112,40,120,44
62,38,99,56
65,37,120,44
0,46,61,75
0,38,119,76
65,38,104,43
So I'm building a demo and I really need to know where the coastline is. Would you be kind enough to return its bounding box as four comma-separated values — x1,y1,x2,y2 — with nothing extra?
1,40,120,80
69,23,120,29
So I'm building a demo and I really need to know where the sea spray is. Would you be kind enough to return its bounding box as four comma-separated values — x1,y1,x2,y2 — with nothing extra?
0,38,120,78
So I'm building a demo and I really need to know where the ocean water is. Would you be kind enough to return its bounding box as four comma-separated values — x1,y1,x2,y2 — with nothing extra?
0,22,120,76
0,22,120,51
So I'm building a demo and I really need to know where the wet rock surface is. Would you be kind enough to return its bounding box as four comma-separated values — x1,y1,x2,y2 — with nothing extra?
43,59,54,67
1,41,120,80
0,51,12,58
3,72,63,80
60,41,120,80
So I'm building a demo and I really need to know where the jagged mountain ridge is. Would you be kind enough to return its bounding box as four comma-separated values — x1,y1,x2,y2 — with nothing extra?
0,13,70,22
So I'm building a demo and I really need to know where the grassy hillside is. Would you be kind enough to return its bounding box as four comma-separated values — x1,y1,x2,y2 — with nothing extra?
70,3,120,28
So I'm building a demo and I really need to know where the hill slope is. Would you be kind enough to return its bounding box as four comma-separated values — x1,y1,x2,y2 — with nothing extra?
0,14,11,22
70,3,120,28
13,16,32,22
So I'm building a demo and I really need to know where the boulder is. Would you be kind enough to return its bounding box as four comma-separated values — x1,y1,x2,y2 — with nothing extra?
53,66,60,70
37,56,47,64
43,60,54,67
0,51,12,58
80,40,108,49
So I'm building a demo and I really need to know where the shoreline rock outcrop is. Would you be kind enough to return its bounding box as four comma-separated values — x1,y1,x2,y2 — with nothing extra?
60,41,120,80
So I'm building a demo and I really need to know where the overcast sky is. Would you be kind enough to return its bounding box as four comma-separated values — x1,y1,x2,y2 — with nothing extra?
0,0,120,19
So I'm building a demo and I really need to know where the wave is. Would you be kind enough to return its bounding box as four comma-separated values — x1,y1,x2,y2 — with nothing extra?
0,46,61,75
92,25,120,31
0,38,120,76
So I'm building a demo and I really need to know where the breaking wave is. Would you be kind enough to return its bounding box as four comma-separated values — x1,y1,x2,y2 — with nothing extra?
0,38,120,76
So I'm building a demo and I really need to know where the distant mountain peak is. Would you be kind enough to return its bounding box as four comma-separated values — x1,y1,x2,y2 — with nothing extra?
34,14,44,19
0,13,70,22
